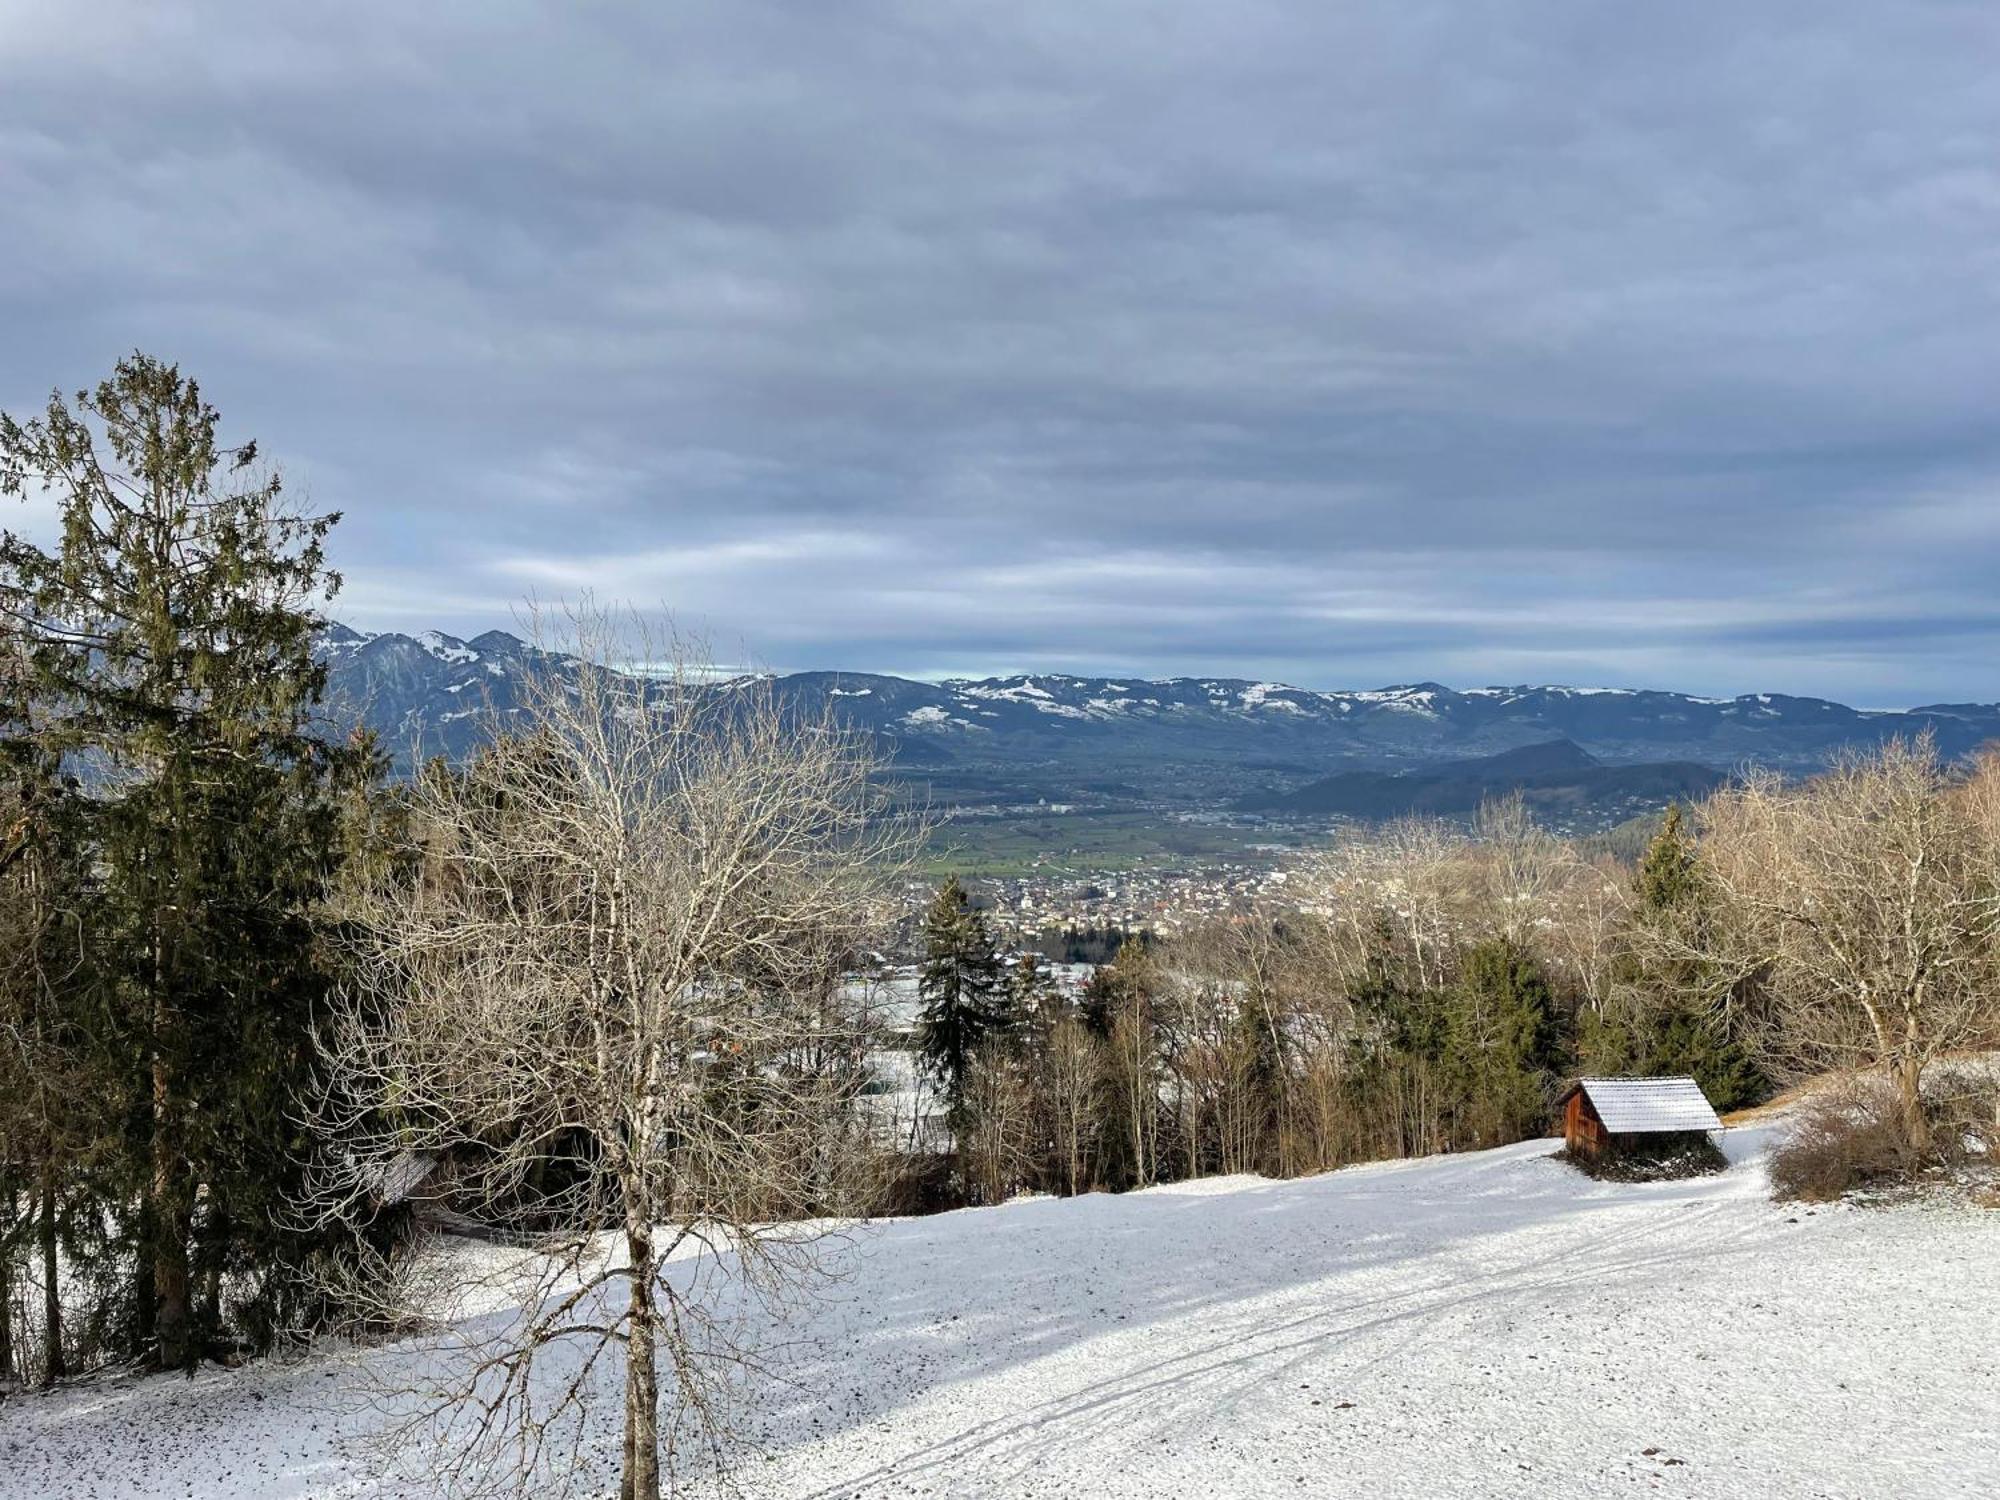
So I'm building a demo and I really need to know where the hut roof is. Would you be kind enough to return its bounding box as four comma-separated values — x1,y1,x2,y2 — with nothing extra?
1564,1076,1722,1134
372,1147,438,1206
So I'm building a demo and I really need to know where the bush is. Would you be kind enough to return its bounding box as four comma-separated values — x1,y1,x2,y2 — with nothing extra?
869,1152,962,1216
1922,1063,1998,1163
1768,1079,1917,1202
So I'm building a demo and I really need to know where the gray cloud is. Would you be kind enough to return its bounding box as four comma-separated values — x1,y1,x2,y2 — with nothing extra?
3,1,1998,704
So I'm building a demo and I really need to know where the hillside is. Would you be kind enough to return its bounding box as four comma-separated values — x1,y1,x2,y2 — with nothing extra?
1244,738,1731,819
5,1126,1995,1499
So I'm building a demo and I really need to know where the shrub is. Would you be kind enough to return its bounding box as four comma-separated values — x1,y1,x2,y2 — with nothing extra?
1768,1079,1918,1202
868,1151,961,1216
1922,1063,1998,1164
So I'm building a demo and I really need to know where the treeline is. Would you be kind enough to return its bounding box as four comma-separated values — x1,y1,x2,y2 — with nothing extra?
912,805,1750,1203
1023,923,1145,966
917,762,2000,1204
0,357,393,1382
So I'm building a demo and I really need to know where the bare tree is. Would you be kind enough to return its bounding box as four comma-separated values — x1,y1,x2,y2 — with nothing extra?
1105,995,1159,1189
1294,819,1470,996
307,607,912,1499
960,1039,1035,1206
1039,1014,1102,1195
1537,852,1629,1021
0,693,96,1388
1471,792,1577,948
1697,737,2000,1151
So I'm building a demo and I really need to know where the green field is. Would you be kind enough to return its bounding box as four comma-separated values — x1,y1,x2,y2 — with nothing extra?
920,808,1298,878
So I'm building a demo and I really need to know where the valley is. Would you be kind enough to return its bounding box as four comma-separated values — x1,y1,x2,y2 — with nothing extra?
319,627,2000,879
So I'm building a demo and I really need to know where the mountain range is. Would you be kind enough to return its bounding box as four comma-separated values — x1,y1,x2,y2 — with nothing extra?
318,626,2000,817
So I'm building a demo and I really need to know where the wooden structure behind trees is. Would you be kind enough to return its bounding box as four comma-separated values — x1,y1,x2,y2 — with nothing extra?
1558,1076,1722,1160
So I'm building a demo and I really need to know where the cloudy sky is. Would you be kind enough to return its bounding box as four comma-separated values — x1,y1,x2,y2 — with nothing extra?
3,3,1998,703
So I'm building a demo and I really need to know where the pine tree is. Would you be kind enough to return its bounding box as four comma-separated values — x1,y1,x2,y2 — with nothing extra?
1448,938,1563,1148
1587,804,1766,1110
0,354,379,1366
1635,803,1701,912
1080,935,1154,1038
914,876,1005,1124
0,695,103,1383
1010,951,1066,1038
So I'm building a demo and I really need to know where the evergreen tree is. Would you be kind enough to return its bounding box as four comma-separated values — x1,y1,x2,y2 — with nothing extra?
915,876,1006,1123
1585,804,1766,1110
1444,938,1563,1148
1635,802,1701,911
1080,935,1154,1038
0,697,104,1382
1009,951,1067,1039
0,354,379,1366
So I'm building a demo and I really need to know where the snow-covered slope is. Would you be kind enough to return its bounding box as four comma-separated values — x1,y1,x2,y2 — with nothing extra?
5,1127,1995,1499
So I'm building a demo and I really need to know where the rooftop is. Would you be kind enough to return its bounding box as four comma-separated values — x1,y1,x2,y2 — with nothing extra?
1567,1076,1722,1134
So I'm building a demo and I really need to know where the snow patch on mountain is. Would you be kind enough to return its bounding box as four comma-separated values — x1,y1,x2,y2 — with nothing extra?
1239,682,1306,712
1342,686,1442,714
417,630,478,665
955,680,1055,703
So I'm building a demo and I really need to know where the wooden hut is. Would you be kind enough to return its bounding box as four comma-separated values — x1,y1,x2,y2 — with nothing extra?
1557,1076,1722,1160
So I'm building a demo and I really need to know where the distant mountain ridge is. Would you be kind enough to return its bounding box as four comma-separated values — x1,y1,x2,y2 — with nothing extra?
1240,738,1730,821
316,626,2000,798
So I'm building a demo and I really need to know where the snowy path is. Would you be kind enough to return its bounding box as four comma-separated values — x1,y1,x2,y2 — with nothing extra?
5,1127,1996,1498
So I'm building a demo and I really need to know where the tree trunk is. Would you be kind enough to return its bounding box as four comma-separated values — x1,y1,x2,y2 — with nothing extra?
620,1230,661,1500
198,1208,227,1349
152,1052,192,1370
38,1169,64,1383
0,1202,13,1382
130,1189,156,1353
1894,1055,1929,1158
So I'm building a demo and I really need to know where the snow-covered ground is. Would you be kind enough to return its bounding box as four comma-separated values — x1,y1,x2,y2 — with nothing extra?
5,1124,1996,1498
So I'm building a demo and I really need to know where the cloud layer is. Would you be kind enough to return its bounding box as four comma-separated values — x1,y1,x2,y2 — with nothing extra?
4,2,1999,702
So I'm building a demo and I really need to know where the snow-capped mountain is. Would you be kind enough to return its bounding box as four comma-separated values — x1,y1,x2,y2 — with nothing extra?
755,671,2000,773
315,624,557,761
316,626,2000,784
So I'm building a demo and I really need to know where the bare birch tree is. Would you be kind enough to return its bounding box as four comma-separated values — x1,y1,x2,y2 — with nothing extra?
1472,793,1573,946
1106,996,1159,1189
307,607,912,1499
1697,737,2000,1151
960,1039,1034,1206
1039,1014,1101,1195
1538,852,1629,1020
1295,819,1469,996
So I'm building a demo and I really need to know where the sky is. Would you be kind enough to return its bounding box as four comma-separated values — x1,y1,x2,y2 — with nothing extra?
3,3,1998,705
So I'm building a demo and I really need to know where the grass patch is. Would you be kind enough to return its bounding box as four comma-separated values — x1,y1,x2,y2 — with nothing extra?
922,809,1284,878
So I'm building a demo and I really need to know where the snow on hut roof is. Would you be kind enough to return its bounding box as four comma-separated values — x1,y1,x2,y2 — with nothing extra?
372,1148,437,1207
1571,1076,1722,1134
